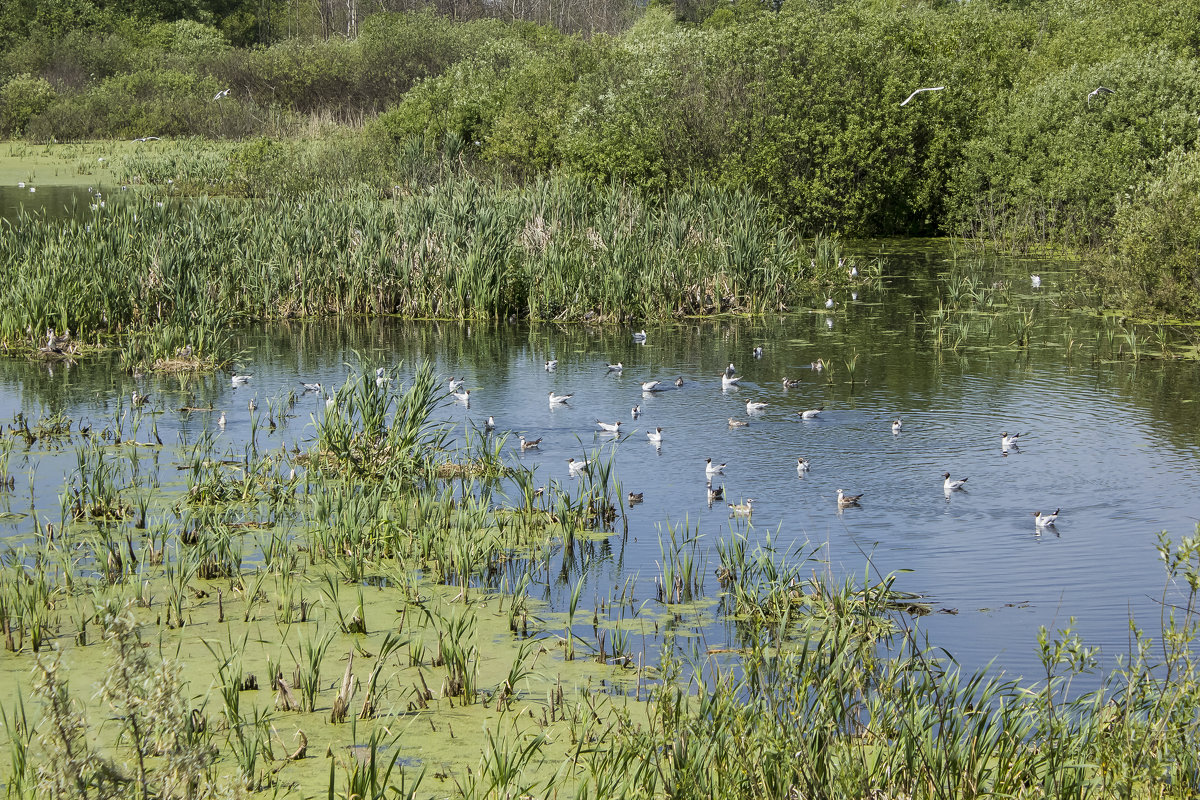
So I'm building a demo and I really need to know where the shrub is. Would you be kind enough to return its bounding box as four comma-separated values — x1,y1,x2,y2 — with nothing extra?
0,73,56,136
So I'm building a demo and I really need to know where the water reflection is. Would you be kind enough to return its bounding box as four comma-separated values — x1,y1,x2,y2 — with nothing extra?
2,244,1199,680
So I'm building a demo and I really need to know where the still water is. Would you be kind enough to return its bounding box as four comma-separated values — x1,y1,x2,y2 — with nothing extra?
2,238,1198,681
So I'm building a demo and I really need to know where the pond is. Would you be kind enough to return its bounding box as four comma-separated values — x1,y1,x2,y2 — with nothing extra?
4,235,1197,682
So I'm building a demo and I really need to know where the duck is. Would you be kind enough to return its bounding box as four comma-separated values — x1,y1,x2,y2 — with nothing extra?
596,420,622,433
746,400,769,413
1001,431,1021,448
796,457,810,474
631,405,641,419
567,457,590,474
632,330,648,343
627,491,644,505
453,389,471,404
721,373,742,389
647,427,664,444
607,362,623,372
728,498,754,516
798,407,823,420
548,391,572,405
942,472,968,491
782,377,800,388
231,374,252,387
752,346,764,358
545,359,558,371
519,436,542,451
892,419,902,433
728,418,748,428
837,489,863,508
641,380,662,392
1033,508,1060,527
705,458,726,476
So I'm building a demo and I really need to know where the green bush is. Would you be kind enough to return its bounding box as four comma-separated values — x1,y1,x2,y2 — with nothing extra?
0,73,56,135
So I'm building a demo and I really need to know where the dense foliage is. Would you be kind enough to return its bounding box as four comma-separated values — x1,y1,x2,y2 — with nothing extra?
4,0,1200,313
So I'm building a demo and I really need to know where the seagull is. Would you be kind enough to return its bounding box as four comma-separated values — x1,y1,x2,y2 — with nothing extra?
811,359,825,372
448,377,464,391
705,458,726,476
849,265,859,278
725,363,737,376
300,382,322,393
231,374,251,387
752,346,764,358
213,88,231,100
248,398,257,412
519,436,542,451
548,391,572,405
1030,274,1042,288
632,330,647,343
567,457,590,474
596,420,622,433
892,419,903,433
782,377,800,388
798,407,823,420
1087,86,1114,105
826,317,834,329
607,362,623,372
631,405,641,418
218,412,226,428
641,380,662,392
453,389,471,404
746,400,769,413
375,367,389,388
628,491,644,505
728,418,748,428
851,290,859,301
674,376,684,387
707,484,724,502
796,457,810,474
942,472,969,491
485,416,495,431
825,298,835,309
900,86,945,106
837,489,863,508
1034,508,1061,527
647,427,664,444
1001,431,1022,449
545,359,558,371
728,498,754,516
721,373,742,389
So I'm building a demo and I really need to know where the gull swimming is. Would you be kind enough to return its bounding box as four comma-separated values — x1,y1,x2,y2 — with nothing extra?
567,457,590,474
231,374,251,387
707,484,724,502
1033,508,1060,527
728,418,748,428
900,86,945,106
752,346,764,358
796,457,810,474
375,367,389,387
811,359,825,371
627,491,644,505
218,412,226,428
549,391,572,405
1001,431,1022,449
746,400,769,413
942,472,969,491
725,363,737,376
705,458,726,476
453,389,471,404
728,498,754,516
300,382,322,393
674,376,684,387
248,398,257,412
798,407,823,420
448,377,464,391
892,419,903,433
485,416,495,431
607,362,623,372
596,420,622,433
647,427,664,443
837,489,863,508
641,380,663,392
632,330,648,343
722,373,742,389
782,377,800,388
631,405,641,418
519,435,542,451
545,359,558,371
1030,274,1042,288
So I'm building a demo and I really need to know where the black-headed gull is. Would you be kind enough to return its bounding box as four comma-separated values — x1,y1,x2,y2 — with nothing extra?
837,489,863,508
892,419,902,433
1034,508,1060,527
548,391,572,405
796,457,810,474
596,419,622,433
231,374,251,387
798,407,823,419
705,458,726,476
519,436,541,451
641,380,662,392
647,427,663,444
728,498,754,516
746,400,769,413
942,472,968,491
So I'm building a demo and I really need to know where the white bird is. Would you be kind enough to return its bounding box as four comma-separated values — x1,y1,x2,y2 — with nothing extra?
453,389,471,404
607,362,623,372
849,265,859,278
545,359,558,371
900,86,945,106
728,498,754,516
722,373,742,388
942,472,969,491
218,412,226,428
519,435,541,451
851,290,859,301
300,382,322,393
725,363,737,376
1034,508,1061,527
1087,86,1114,105
485,416,495,431
631,405,641,418
213,88,231,100
746,400,769,413
375,367,389,387
798,407,823,420
674,376,684,387
231,374,251,387
567,457,590,474
648,427,664,444
448,377,464,391
796,457,810,474
596,420,622,433
752,346,764,358
641,380,662,392
811,359,825,372
705,458,726,476
825,298,835,309
837,489,863,508
632,330,647,343
782,377,800,388
548,391,572,405
826,317,834,329
1030,274,1042,288
1001,431,1022,449
892,418,902,433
